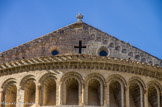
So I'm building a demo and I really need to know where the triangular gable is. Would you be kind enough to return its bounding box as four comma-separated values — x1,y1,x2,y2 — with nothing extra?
0,22,161,66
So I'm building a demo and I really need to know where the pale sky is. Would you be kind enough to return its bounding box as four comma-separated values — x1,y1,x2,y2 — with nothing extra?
0,0,162,59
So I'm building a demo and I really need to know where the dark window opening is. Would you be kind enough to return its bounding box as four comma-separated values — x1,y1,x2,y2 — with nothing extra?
109,43,114,48
51,50,59,56
128,52,133,57
135,55,140,60
148,61,153,65
115,46,120,51
99,51,108,56
122,49,127,54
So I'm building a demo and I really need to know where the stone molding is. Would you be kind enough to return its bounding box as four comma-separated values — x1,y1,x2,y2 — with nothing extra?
0,54,162,80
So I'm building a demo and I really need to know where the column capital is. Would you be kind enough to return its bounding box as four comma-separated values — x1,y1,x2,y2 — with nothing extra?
0,88,3,93
125,85,129,91
17,85,22,91
160,91,162,95
104,83,107,88
82,82,85,88
37,83,41,89
144,88,148,94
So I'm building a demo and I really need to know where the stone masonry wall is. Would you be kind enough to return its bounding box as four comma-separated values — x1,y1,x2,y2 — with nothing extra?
0,68,161,107
0,22,161,66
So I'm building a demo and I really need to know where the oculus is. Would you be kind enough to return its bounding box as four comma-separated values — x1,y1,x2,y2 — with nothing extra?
98,47,109,56
51,50,59,56
99,50,108,56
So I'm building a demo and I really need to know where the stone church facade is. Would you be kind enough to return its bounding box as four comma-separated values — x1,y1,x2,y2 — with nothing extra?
0,13,162,107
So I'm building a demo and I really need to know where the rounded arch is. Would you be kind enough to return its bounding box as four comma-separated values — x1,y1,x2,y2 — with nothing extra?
141,58,146,63
160,61,162,67
115,46,121,51
1,78,17,88
147,81,161,107
60,72,83,84
85,73,105,84
85,73,105,106
128,52,133,57
39,73,57,106
39,73,57,84
128,77,145,107
135,55,141,60
107,74,126,107
61,72,83,105
1,78,17,107
106,74,126,87
20,75,36,89
148,61,153,65
122,49,127,54
109,43,114,48
21,75,36,107
147,80,161,91
128,77,146,89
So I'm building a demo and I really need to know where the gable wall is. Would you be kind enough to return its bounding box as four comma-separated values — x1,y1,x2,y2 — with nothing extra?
0,23,161,66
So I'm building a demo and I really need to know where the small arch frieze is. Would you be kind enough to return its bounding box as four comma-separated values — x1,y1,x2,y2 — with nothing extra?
91,34,95,40
109,43,114,48
135,55,140,60
115,46,121,51
128,52,133,57
122,49,127,54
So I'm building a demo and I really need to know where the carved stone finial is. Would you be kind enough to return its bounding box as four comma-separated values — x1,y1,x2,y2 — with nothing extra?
76,13,83,23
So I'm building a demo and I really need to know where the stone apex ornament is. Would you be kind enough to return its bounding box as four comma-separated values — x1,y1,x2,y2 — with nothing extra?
76,13,83,23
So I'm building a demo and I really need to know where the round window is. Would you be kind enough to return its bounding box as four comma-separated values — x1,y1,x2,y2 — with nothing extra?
51,50,59,56
99,50,108,56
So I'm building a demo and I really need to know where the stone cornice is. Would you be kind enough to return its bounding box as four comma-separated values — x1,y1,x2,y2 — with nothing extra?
0,54,162,80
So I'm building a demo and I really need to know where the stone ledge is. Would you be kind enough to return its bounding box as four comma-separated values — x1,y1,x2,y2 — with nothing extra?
0,54,161,80
40,105,102,107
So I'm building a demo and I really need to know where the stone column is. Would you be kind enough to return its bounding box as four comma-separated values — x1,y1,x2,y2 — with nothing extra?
81,83,85,106
140,87,144,107
0,88,3,107
56,82,61,105
104,84,107,106
125,86,129,107
100,83,104,106
107,83,110,107
161,91,162,107
121,84,124,107
35,83,41,107
16,86,24,107
144,88,148,107
61,82,66,105
157,89,160,107
85,84,88,105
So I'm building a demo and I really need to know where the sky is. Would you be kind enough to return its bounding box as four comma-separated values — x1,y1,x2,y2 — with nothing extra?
0,0,162,59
